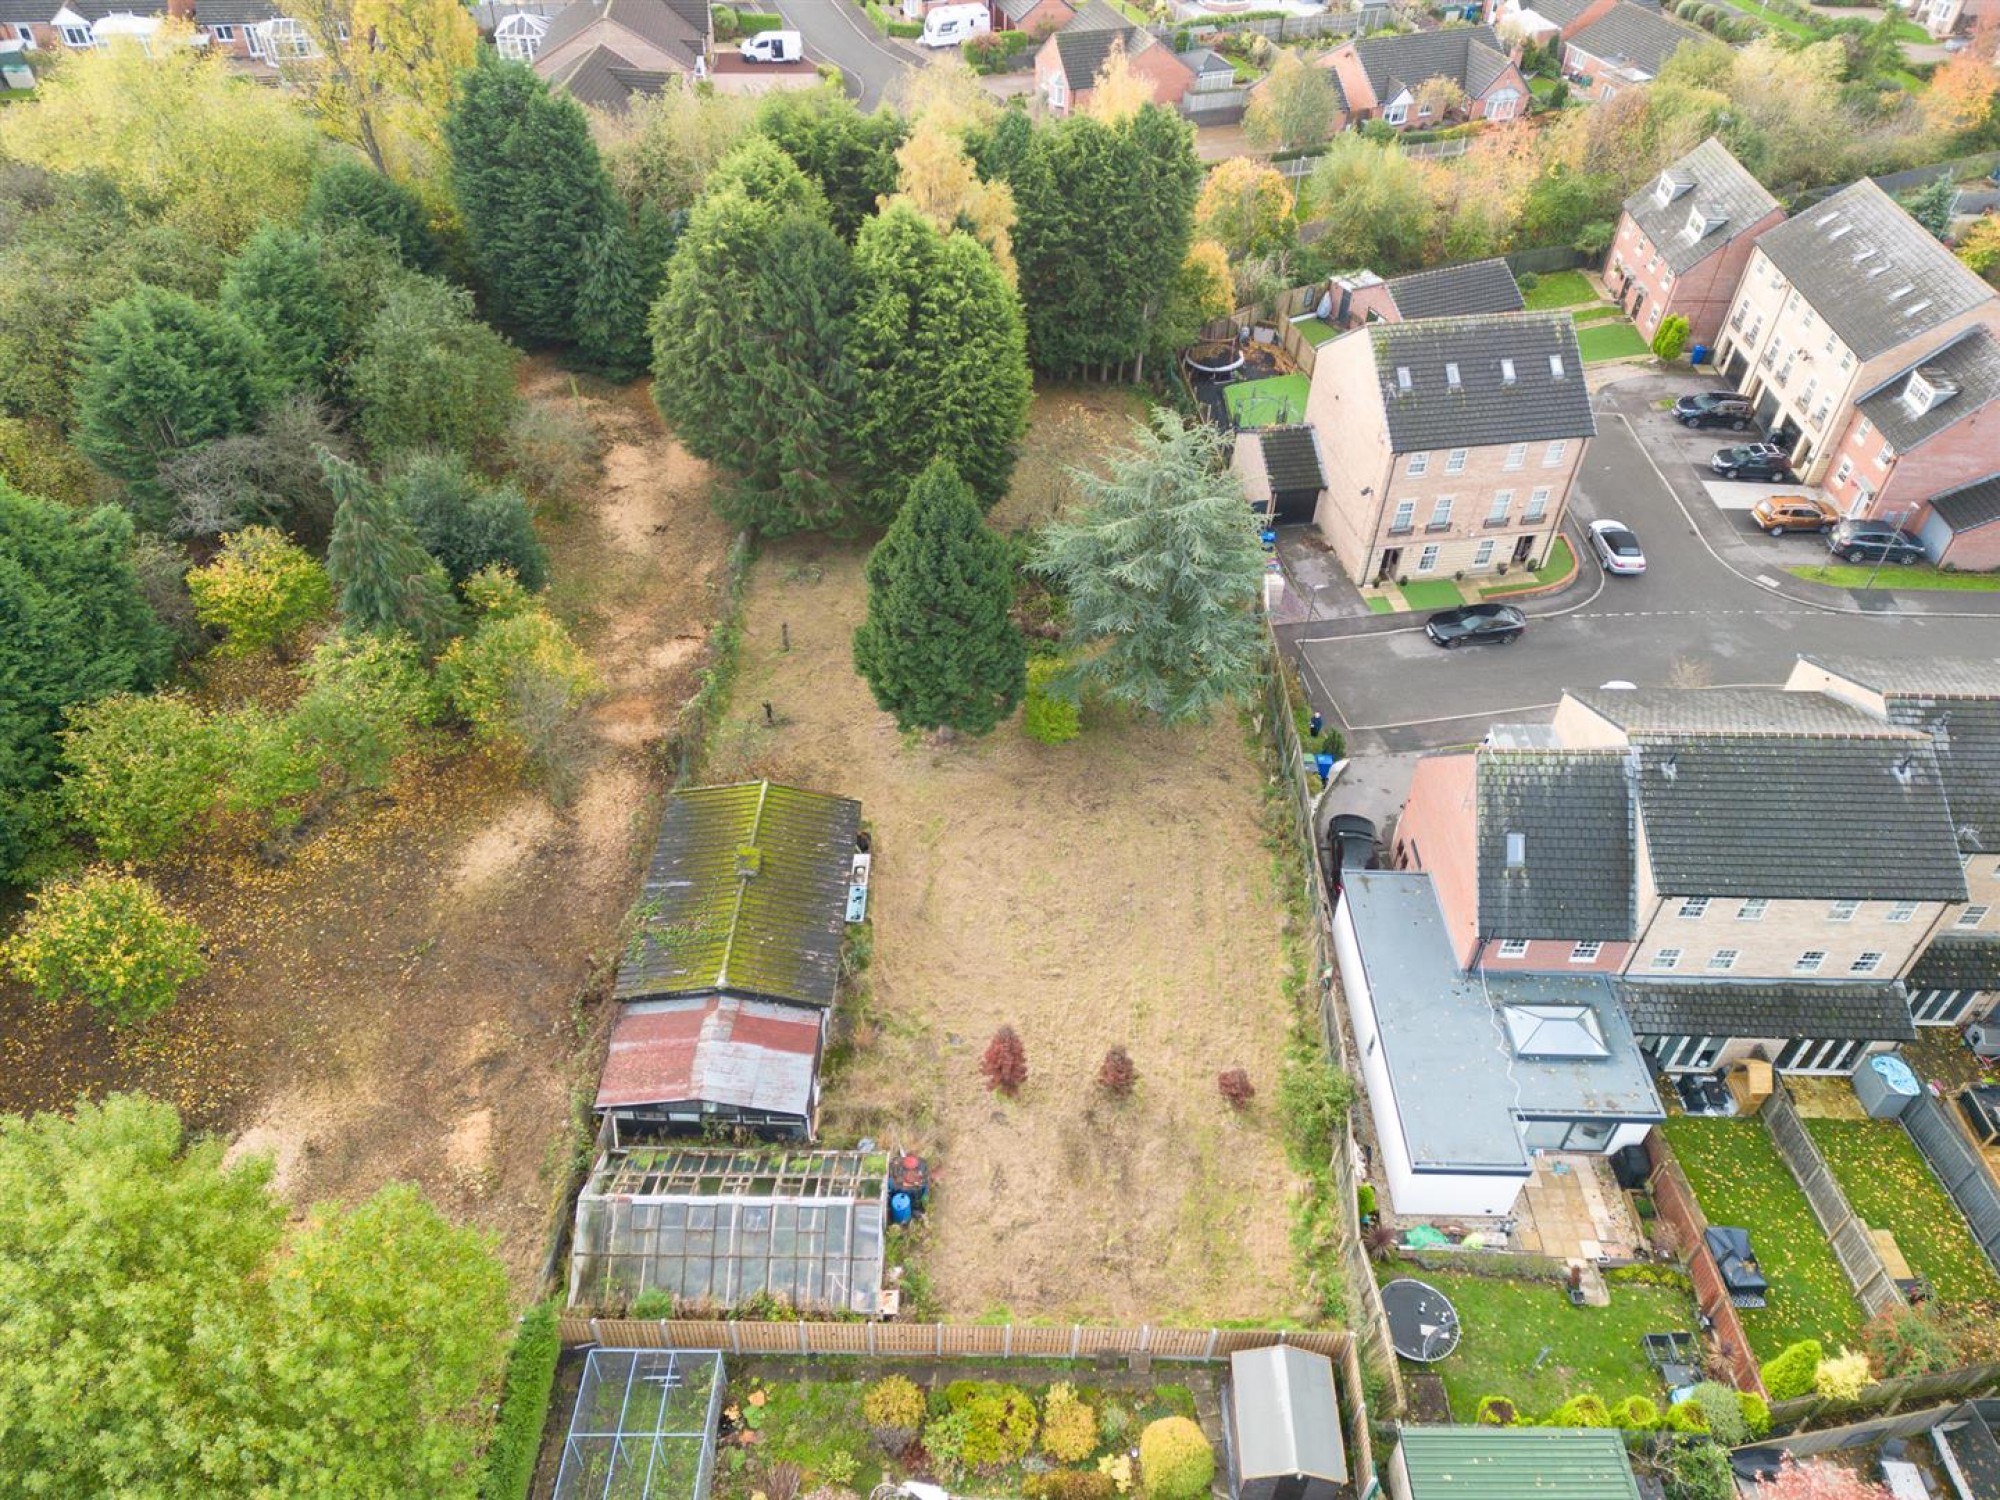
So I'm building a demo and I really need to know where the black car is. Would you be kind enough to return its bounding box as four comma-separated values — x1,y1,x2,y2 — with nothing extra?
1326,814,1381,893
1425,602,1526,648
1826,519,1926,565
1710,443,1792,481
1673,392,1756,431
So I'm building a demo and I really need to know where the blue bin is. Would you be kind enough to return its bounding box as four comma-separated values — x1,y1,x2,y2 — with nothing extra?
1690,343,1710,366
890,1191,913,1225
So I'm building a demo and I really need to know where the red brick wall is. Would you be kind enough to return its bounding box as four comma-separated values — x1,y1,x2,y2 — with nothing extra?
1646,1131,1768,1397
1608,206,1786,350
1396,753,1481,967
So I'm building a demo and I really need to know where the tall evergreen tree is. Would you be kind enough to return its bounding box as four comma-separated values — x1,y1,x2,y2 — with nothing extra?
1904,172,1959,241
391,451,548,591
350,275,519,459
754,86,907,239
1030,410,1264,724
848,205,1030,521
852,458,1024,736
221,225,343,395
322,450,461,652
704,135,830,214
304,156,440,271
572,216,650,381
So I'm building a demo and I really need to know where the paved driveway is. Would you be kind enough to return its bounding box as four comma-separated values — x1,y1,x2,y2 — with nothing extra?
1290,373,2000,754
771,0,920,108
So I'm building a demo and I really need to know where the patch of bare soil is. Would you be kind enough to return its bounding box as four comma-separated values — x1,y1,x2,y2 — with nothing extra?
0,359,735,1291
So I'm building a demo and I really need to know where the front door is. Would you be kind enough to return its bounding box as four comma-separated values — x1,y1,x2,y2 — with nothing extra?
1378,546,1402,582
1513,534,1536,563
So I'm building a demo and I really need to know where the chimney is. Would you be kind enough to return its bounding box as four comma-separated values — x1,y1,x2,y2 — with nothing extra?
167,0,195,21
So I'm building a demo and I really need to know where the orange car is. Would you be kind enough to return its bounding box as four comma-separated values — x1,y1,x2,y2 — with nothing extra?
1750,495,1840,536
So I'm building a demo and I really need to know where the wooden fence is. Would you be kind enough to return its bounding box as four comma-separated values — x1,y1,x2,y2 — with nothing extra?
1769,1362,2000,1437
1761,1083,1905,1318
1757,1398,1988,1458
1644,1131,1767,1397
556,1317,1351,1361
1164,7,1387,44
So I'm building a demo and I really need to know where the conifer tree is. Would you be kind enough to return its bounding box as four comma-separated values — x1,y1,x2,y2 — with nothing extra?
571,216,650,381
304,157,440,271
852,458,1024,736
321,450,461,652
221,225,342,395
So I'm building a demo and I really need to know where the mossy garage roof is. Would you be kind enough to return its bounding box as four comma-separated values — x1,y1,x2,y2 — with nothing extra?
616,781,861,1010
1397,1427,1641,1500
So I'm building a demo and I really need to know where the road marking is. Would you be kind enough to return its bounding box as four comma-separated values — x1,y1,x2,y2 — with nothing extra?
1755,574,1782,588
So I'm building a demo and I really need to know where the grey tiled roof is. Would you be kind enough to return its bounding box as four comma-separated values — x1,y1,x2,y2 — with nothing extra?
1799,655,2000,699
1856,329,2000,455
1526,0,1598,25
1386,258,1525,321
1932,474,2000,536
1632,736,1966,900
1063,0,1128,27
1477,750,1635,941
543,43,654,109
1567,1,1706,79
1620,138,1780,277
1908,933,2000,992
538,0,702,70
1757,179,1998,362
192,0,285,23
1052,15,1137,87
1618,978,1916,1042
1258,427,1325,492
1351,25,1512,104
1881,694,2000,851
1568,685,1918,738
1370,313,1596,453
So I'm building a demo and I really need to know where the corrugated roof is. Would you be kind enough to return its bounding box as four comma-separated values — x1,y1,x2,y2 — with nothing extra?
1386,258,1525,320
1909,934,2000,992
1569,685,1919,738
1618,978,1916,1041
1258,426,1325,491
1620,138,1780,276
1567,0,1706,79
1370,312,1596,453
596,995,820,1117
617,781,862,1008
1757,179,1997,361
1397,1427,1642,1500
1230,1346,1348,1483
1477,749,1635,941
1855,328,2000,454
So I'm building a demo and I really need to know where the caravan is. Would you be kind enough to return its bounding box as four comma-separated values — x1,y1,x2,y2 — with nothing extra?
919,3,989,47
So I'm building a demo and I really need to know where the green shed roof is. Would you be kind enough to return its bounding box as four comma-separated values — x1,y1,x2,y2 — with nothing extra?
616,782,862,1010
1398,1428,1641,1500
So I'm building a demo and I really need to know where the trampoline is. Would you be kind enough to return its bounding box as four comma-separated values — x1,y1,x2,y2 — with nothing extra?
1382,1277,1462,1362
1184,341,1246,377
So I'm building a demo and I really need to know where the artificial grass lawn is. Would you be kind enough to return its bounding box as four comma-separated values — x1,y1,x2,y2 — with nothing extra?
1295,317,1342,346
1661,1118,1866,1356
1787,563,2000,591
1804,1118,2000,1307
1379,1264,1698,1421
1366,595,1394,615
1481,536,1575,596
1577,322,1652,363
1224,372,1310,428
1398,577,1465,610
1522,270,1600,310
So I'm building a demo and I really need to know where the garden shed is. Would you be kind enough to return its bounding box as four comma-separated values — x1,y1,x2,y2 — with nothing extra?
1223,1345,1350,1500
553,1347,724,1500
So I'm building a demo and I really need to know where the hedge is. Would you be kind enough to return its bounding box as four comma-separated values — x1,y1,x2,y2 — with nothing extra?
480,1302,562,1500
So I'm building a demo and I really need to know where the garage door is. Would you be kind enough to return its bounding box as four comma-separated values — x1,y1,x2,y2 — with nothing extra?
1919,508,1953,561
1271,487,1318,525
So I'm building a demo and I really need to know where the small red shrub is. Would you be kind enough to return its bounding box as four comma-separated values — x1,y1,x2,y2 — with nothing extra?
1096,1045,1137,1098
1218,1068,1255,1110
981,1025,1028,1095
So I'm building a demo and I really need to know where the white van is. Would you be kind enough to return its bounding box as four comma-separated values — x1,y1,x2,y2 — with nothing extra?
739,28,803,62
919,3,990,47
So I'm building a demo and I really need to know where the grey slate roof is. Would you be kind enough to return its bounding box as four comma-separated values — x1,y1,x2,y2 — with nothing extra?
1618,978,1917,1042
1370,312,1596,453
1351,25,1512,105
1632,736,1966,900
1063,0,1128,26
1908,933,2000,992
1567,1,1706,79
1800,655,2000,700
1757,179,1998,362
1258,426,1325,492
1386,258,1525,321
1477,750,1635,941
1880,686,2000,850
1856,329,2000,454
543,43,658,110
1568,685,1916,738
1051,9,1139,87
1620,137,1780,277
1933,474,2000,535
191,0,284,23
1525,0,1598,27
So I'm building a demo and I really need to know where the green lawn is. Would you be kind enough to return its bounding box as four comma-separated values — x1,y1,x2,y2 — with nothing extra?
1399,577,1465,610
1569,305,1626,324
1522,270,1599,310
1724,0,1820,38
1366,595,1394,615
1225,373,1310,428
1294,317,1342,347
1661,1118,1866,1357
1528,74,1561,98
1378,1263,1699,1421
1804,1118,2000,1307
1578,322,1652,364
1787,563,2000,591
1481,536,1574,596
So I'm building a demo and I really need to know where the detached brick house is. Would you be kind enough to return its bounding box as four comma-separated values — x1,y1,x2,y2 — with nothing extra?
1034,1,1193,115
1313,25,1528,129
1711,178,2000,486
535,0,711,110
1297,311,1594,584
0,0,289,60
1606,138,1783,348
1563,0,1706,99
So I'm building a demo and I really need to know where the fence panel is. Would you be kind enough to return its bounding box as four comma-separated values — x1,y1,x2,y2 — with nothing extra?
1762,1086,1904,1317
1905,1092,2000,1276
1644,1135,1766,1397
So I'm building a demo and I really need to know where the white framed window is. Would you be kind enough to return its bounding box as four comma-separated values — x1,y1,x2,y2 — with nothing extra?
1417,543,1440,573
1957,905,1991,929
1571,941,1603,963
1679,896,1710,918
1653,948,1682,971
14,22,35,45
1828,899,1859,922
1049,74,1067,109
1391,500,1415,532
60,22,90,45
1407,452,1430,477
1707,949,1739,972
1914,988,1977,1025
1857,417,1872,442
1524,487,1550,522
1417,99,1433,118
1835,457,1854,486
1498,938,1530,958
1851,951,1883,974
1654,1034,1726,1072
1488,492,1511,523
1877,443,1894,468
210,22,236,39
1796,950,1827,973
1544,441,1567,467
1887,901,1918,923
1428,497,1454,529
1737,898,1768,922
1504,442,1526,470
1384,103,1408,125
1446,448,1468,474
1473,539,1495,568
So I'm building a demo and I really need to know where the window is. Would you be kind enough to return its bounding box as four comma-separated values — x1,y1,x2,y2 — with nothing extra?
1914,988,1977,1025
1887,901,1918,923
1851,951,1883,974
1857,417,1872,442
1446,448,1468,474
1776,1037,1862,1074
1417,100,1433,119
1407,452,1430,477
1498,938,1530,958
1488,492,1512,523
1417,543,1440,573
1473,539,1495,568
1501,362,1518,388
1390,500,1415,533
1505,832,1526,869
1707,949,1739,971
1835,457,1854,486
1654,1035,1726,1072
1543,441,1567,467
1957,905,1991,929
60,22,90,44
1384,103,1407,125
1828,899,1859,921
1795,950,1826,973
1428,497,1454,529
1801,378,1818,411
15,22,34,45
1524,487,1550,522
1570,941,1603,963
1679,896,1710,918
1737,898,1768,921
1504,442,1526,470
1877,442,1894,468
210,22,236,39
1653,948,1682,971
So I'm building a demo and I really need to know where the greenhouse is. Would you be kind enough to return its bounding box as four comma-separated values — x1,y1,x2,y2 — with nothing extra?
553,1348,724,1500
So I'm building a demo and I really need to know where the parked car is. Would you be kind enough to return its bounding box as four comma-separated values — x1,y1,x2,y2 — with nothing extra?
1426,602,1526,648
1588,519,1646,576
1673,392,1755,431
1827,519,1926,565
1326,814,1381,894
738,28,802,61
1750,495,1840,536
1711,443,1792,481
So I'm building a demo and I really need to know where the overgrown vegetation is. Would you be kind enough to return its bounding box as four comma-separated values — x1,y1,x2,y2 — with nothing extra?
480,1302,561,1500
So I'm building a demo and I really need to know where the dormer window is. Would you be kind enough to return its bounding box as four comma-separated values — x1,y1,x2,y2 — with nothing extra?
1902,367,1957,417
1654,171,1693,207
1683,203,1727,241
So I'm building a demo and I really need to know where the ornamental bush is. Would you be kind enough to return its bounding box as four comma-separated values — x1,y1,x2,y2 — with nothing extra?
1740,1390,1772,1437
1663,1398,1710,1433
1689,1381,1749,1446
186,525,333,659
861,1374,925,1452
1138,1416,1214,1500
1022,655,1082,745
1814,1348,1872,1402
1025,1473,1116,1500
1041,1381,1098,1463
5,870,205,1025
1760,1338,1823,1401
1610,1395,1659,1430
1546,1393,1611,1428
957,1383,1036,1469
1474,1394,1518,1425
